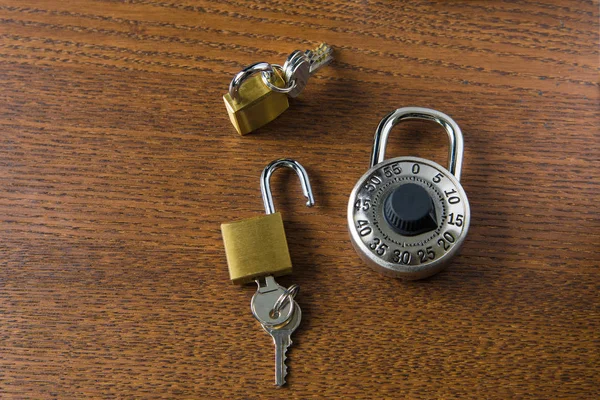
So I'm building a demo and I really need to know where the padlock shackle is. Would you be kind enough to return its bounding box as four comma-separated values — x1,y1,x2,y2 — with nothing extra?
260,159,315,215
370,107,464,181
228,62,273,102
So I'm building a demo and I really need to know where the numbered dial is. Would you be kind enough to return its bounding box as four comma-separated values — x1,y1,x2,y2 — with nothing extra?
348,157,470,280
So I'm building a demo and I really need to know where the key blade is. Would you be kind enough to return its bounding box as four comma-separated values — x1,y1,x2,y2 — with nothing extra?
272,331,292,387
263,302,302,387
306,43,333,75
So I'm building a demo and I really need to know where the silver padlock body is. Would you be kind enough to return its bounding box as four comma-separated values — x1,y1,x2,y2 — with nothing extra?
348,156,470,280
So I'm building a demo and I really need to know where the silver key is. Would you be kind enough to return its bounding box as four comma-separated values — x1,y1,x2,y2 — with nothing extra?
283,43,333,98
263,302,302,387
251,275,295,327
306,42,334,75
250,276,301,386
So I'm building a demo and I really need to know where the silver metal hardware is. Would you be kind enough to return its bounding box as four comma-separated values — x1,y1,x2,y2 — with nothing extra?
280,51,308,98
272,284,299,317
251,276,297,327
281,43,334,98
260,64,297,95
262,301,301,387
306,43,335,75
348,107,470,280
261,158,315,215
252,158,312,325
370,107,464,180
258,43,333,99
248,159,312,386
228,62,274,102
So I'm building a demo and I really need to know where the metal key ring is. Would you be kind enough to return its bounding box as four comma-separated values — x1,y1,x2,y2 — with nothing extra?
261,64,296,94
271,284,300,317
228,62,273,102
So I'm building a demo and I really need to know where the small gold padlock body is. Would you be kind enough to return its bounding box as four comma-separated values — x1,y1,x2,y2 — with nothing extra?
221,212,292,284
223,71,289,135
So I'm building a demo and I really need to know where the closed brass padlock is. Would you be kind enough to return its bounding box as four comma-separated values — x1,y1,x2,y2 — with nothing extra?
223,62,289,136
224,44,333,135
221,159,315,284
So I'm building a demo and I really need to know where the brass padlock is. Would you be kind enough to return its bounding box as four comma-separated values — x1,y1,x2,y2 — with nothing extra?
223,62,289,136
221,158,315,284
221,212,291,284
221,159,315,386
223,43,334,135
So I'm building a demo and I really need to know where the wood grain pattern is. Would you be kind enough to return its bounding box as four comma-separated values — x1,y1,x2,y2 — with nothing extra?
0,0,598,398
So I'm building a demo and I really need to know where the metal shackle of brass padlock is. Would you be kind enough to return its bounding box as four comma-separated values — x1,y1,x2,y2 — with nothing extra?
221,159,315,286
223,43,333,135
348,107,470,280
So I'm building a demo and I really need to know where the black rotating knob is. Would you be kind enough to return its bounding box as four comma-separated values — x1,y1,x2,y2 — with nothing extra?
384,183,438,236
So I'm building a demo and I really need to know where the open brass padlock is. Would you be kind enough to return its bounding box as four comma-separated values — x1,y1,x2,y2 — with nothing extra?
220,159,315,386
223,44,333,135
221,159,315,284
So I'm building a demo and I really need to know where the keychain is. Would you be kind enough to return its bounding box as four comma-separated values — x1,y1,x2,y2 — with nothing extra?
221,159,314,386
348,107,470,280
223,43,333,135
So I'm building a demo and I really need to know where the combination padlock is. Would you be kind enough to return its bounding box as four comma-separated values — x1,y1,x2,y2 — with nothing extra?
223,43,333,135
347,107,470,280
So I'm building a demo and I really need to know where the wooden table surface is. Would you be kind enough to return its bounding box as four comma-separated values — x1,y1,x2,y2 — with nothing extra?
1,1,598,398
